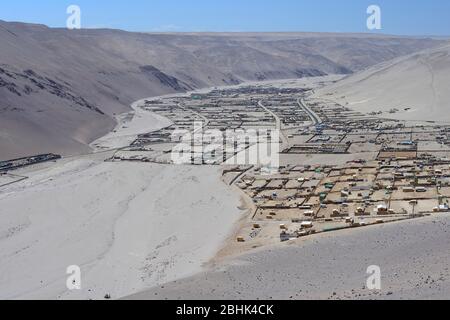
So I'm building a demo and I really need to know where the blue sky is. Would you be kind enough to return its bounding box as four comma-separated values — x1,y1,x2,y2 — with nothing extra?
1,0,450,35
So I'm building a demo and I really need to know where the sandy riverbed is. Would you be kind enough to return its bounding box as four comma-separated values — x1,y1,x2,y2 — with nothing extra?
0,96,244,300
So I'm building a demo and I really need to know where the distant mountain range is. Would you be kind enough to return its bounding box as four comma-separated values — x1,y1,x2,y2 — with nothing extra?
0,20,446,160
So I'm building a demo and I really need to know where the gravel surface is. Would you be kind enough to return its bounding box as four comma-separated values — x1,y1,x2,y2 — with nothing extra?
129,214,450,300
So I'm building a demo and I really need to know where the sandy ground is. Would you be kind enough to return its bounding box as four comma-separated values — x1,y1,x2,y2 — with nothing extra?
128,213,450,300
90,99,173,151
314,43,450,123
0,98,243,300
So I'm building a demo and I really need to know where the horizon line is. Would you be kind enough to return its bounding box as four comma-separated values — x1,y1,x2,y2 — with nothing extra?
1,19,450,39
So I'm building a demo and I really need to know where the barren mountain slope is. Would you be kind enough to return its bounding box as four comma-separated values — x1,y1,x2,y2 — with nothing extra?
315,43,450,122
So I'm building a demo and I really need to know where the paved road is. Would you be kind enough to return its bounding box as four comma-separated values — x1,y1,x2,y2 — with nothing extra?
258,100,289,150
297,98,322,126
179,102,210,132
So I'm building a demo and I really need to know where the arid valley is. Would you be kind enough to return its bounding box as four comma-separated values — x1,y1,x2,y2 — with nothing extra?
1,15,450,301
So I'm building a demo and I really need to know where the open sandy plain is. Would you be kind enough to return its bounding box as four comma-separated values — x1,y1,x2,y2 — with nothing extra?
0,96,244,300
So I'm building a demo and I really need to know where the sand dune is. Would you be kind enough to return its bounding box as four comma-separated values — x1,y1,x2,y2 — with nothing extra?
315,43,450,122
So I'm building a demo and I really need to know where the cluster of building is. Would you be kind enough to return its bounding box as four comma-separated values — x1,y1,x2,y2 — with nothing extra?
0,154,61,173
110,85,287,165
105,80,450,246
